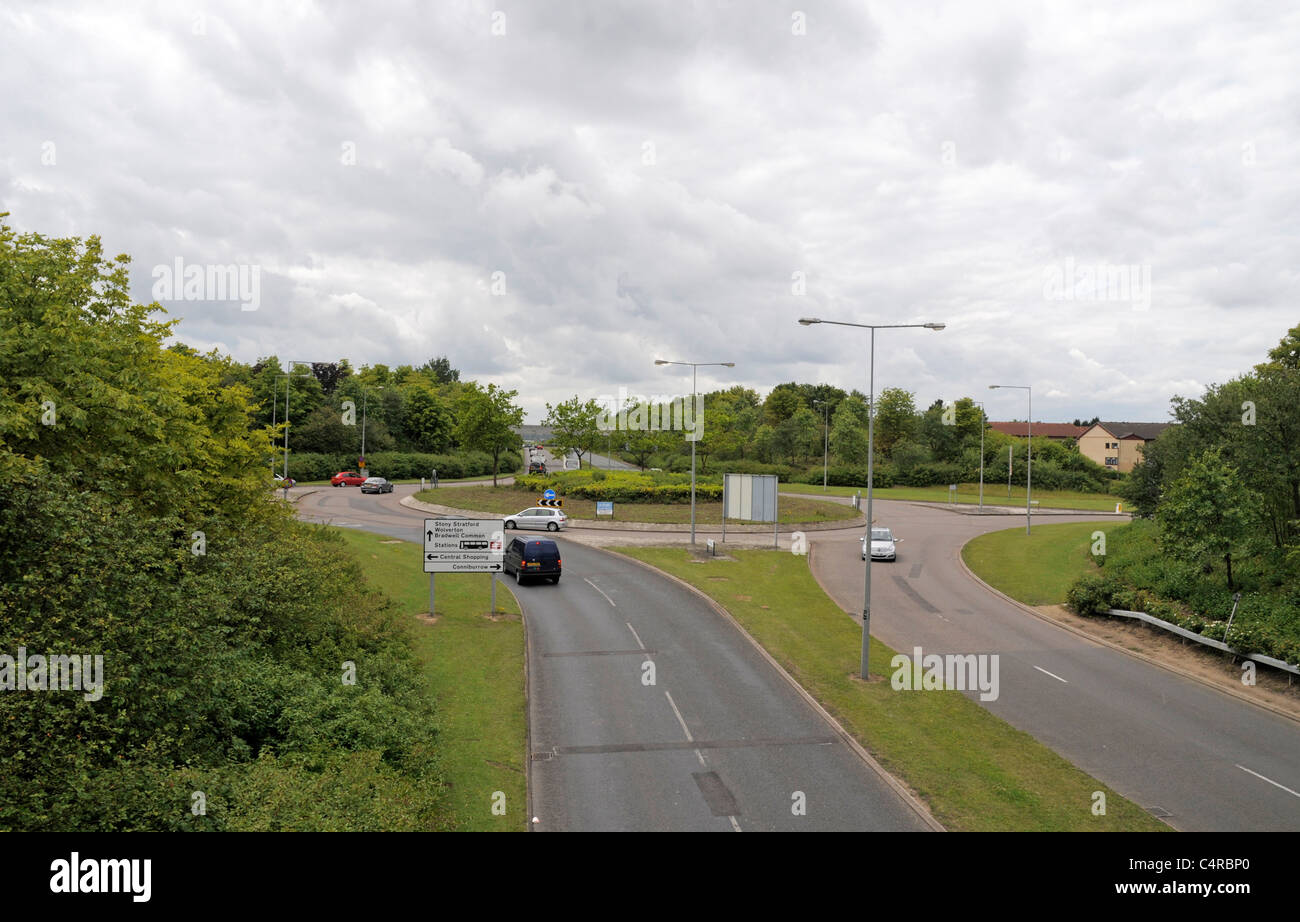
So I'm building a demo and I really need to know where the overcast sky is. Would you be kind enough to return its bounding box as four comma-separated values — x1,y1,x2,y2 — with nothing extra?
4,1,1297,423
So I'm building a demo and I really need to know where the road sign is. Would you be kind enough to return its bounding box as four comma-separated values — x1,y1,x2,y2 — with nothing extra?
596,501,613,516
537,498,564,508
423,518,504,573
543,489,557,500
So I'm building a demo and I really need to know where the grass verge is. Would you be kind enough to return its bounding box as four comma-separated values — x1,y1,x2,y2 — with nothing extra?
614,546,1166,832
336,528,527,831
415,486,860,525
781,481,1125,512
961,522,1105,606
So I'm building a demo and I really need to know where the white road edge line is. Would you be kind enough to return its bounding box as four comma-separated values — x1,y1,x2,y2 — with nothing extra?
1236,764,1300,799
626,622,646,650
584,577,617,608
1034,665,1069,684
664,690,694,743
664,691,739,830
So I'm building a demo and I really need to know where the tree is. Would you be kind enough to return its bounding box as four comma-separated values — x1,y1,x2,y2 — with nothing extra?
1157,448,1260,590
545,395,603,469
829,397,870,463
873,387,917,457
311,360,352,396
419,355,460,384
404,387,454,453
763,383,804,426
454,383,523,485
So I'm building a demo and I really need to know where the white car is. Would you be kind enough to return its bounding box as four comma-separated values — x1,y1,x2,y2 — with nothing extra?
504,507,568,532
862,526,899,561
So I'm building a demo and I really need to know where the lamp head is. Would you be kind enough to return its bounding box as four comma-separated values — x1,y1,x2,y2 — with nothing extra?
797,317,820,326
654,359,669,365
924,322,945,330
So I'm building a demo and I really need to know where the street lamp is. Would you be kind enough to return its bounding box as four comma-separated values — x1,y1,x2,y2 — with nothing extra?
989,384,1032,534
798,318,945,679
361,386,384,468
654,359,736,544
973,400,986,512
812,398,830,493
282,361,325,483
275,370,313,481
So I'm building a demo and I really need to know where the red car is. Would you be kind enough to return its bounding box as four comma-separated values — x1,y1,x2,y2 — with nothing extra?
331,471,368,487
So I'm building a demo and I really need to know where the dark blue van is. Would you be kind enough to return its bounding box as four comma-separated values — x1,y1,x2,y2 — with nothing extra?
504,537,561,584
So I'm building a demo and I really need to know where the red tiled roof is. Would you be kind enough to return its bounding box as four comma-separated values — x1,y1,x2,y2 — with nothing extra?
988,422,1089,439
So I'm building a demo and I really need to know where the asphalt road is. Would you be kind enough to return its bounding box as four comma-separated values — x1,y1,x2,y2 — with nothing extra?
296,484,933,831
810,499,1300,832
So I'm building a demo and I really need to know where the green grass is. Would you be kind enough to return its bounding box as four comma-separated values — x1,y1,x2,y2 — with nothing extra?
336,529,527,831
781,481,1126,512
415,486,861,525
614,546,1166,832
961,522,1106,606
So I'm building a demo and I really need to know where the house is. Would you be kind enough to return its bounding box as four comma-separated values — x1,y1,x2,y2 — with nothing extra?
987,421,1089,443
1077,422,1171,473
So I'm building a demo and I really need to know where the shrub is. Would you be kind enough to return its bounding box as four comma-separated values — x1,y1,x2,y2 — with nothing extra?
1066,574,1117,616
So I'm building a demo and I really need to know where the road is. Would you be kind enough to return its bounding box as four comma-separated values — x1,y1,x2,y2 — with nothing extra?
296,483,934,831
810,498,1300,832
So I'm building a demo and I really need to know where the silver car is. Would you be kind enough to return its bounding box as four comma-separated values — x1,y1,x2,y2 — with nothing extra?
504,507,568,531
360,477,394,494
862,526,899,561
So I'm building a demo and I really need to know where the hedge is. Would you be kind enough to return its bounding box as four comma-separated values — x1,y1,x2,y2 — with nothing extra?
277,450,521,482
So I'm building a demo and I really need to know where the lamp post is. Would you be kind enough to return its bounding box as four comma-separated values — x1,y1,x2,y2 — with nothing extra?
654,359,736,545
799,318,945,679
813,399,830,492
275,371,312,481
361,386,384,468
973,400,986,512
989,384,1032,534
282,361,323,483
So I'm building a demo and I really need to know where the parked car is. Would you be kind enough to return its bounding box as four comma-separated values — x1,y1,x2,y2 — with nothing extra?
360,477,394,494
331,471,368,487
503,536,561,584
528,461,547,474
503,507,567,531
862,526,899,562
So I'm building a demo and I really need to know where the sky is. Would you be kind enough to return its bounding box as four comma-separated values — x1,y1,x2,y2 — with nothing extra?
3,0,1297,424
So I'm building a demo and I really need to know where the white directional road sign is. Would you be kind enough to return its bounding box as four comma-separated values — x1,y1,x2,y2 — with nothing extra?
423,518,505,573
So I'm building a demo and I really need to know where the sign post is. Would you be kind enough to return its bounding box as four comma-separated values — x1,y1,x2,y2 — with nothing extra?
423,519,505,615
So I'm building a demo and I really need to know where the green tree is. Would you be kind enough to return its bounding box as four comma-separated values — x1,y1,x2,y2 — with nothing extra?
829,397,870,463
455,383,523,485
763,383,804,426
404,387,454,453
1157,448,1260,590
544,395,603,469
419,355,461,384
873,387,917,457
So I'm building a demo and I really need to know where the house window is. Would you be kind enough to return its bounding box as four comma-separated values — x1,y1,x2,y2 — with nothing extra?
1106,457,1118,466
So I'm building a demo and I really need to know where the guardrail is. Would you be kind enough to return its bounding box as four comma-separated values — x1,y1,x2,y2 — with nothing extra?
1106,608,1300,680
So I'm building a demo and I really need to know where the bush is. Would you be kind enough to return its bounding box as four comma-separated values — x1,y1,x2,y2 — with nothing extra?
1066,574,1117,616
